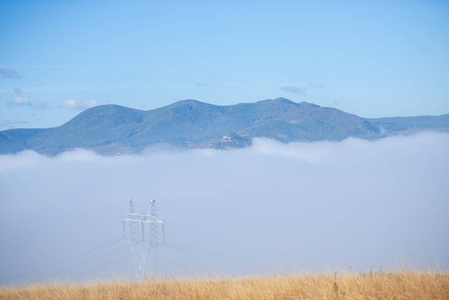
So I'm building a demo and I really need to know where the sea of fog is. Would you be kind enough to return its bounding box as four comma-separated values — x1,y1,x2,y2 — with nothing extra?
1,132,448,285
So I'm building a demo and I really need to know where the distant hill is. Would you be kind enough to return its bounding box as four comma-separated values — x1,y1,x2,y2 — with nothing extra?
367,114,449,134
0,98,447,155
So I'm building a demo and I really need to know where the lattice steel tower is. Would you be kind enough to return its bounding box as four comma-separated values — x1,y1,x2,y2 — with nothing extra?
122,199,164,279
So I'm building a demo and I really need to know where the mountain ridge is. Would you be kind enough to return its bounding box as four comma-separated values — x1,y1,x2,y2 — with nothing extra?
1,98,448,155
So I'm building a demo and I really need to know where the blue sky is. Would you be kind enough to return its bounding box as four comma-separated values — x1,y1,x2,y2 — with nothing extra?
0,0,448,129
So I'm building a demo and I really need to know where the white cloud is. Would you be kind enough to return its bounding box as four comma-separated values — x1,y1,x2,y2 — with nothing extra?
6,97,50,110
61,99,101,110
280,83,325,96
31,102,50,110
280,86,307,95
7,97,31,107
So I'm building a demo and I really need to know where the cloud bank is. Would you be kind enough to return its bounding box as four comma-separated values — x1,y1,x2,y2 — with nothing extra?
0,133,448,285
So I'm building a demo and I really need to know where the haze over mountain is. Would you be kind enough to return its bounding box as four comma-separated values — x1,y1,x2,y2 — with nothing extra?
0,98,448,155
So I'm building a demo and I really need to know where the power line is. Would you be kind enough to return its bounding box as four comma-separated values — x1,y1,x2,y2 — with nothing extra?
41,239,154,282
76,241,241,279
75,253,132,278
75,245,157,278
0,220,66,244
40,242,133,281
76,241,165,278
1,238,124,285
11,240,242,284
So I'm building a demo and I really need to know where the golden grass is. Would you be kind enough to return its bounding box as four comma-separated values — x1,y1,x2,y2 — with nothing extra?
1,271,448,299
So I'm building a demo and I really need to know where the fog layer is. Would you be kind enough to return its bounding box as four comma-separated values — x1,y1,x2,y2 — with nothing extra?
1,133,448,284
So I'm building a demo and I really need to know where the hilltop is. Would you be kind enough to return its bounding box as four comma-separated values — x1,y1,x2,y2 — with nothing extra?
0,98,448,155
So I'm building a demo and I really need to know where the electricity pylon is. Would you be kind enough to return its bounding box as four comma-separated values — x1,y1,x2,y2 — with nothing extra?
122,199,164,279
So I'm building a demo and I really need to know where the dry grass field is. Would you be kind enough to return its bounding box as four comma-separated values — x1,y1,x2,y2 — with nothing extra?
1,271,448,299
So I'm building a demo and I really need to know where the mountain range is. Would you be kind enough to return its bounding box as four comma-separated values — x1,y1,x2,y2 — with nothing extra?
1,98,448,155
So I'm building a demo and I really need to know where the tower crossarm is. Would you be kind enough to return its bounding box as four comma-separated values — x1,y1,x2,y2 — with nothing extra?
122,212,163,223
